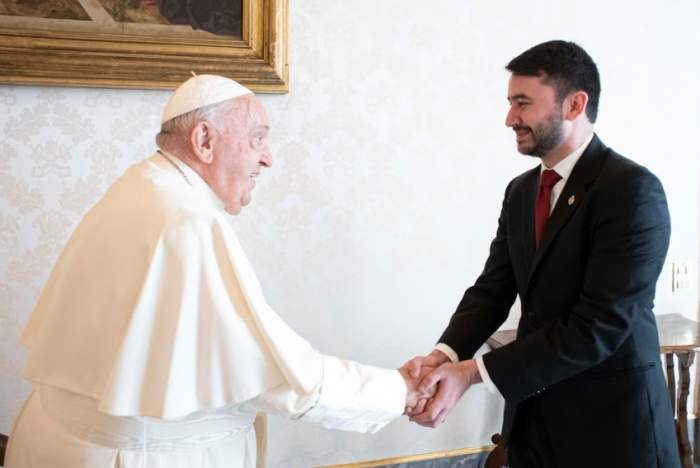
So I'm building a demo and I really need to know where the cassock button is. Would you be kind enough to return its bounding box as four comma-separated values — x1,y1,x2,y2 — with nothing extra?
568,195,575,206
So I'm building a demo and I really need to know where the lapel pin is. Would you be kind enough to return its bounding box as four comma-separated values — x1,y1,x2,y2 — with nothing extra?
568,195,575,206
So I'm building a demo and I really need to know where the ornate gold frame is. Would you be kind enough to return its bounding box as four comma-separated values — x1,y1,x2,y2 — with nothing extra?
0,0,288,93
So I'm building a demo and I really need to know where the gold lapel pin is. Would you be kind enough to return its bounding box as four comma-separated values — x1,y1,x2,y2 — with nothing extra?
568,195,575,206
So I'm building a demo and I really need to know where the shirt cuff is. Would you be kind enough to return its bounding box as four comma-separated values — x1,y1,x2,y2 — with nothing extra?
476,356,500,395
434,343,458,363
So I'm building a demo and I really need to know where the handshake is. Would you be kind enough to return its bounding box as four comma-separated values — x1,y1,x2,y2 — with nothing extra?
397,349,482,428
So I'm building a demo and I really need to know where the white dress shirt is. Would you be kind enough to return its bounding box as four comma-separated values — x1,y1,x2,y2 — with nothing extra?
437,133,594,395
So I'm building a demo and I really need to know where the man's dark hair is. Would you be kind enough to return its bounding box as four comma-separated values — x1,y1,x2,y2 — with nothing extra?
506,40,601,123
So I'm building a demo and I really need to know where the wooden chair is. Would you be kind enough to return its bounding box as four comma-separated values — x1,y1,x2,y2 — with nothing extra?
1,432,8,466
484,433,508,467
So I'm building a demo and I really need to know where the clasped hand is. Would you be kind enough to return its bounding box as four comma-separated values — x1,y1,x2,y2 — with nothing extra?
399,350,481,428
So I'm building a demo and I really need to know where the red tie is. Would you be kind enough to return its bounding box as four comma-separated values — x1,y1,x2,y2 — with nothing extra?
535,169,562,247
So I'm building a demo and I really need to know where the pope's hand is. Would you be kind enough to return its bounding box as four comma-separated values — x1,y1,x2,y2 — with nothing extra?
398,365,437,411
409,359,481,428
399,350,449,414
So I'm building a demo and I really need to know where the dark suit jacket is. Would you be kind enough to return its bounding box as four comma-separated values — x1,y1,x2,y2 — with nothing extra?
439,135,680,467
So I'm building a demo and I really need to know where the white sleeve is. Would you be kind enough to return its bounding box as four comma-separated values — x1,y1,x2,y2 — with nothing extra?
246,355,406,433
215,222,406,432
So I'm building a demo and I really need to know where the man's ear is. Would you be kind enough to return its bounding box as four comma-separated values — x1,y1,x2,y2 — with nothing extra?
190,121,216,164
564,91,589,122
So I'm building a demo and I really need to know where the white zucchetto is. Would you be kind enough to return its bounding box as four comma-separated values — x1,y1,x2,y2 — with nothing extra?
161,74,253,124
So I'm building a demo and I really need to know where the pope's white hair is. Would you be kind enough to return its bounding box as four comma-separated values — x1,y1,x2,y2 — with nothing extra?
155,97,250,149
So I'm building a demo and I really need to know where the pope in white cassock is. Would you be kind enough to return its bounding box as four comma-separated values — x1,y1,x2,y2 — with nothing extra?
6,75,430,468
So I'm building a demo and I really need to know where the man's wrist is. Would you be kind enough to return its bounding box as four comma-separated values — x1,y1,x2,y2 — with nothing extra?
461,359,482,384
429,348,451,365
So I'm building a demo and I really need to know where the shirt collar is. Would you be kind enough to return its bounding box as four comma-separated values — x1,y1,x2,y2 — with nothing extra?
155,148,226,211
541,132,595,181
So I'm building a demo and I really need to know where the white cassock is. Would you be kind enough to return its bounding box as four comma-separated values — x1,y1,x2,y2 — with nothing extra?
6,152,405,468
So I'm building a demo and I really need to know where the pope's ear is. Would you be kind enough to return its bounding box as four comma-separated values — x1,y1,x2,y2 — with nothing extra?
190,121,215,164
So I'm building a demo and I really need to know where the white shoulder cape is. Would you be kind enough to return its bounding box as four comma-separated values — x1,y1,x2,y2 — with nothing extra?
22,154,323,419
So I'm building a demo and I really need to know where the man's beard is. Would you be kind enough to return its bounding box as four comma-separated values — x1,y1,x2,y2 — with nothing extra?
515,107,565,158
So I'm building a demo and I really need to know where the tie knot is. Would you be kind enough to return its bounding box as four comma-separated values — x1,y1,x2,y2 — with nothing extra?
540,169,561,189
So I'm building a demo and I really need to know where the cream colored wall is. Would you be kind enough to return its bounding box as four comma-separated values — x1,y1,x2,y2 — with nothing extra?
1,1,699,467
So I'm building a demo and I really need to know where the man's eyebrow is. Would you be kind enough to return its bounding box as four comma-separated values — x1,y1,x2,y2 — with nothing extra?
507,94,532,102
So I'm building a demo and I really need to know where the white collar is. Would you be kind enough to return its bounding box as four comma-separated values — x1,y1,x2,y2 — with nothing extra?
155,148,226,211
541,132,595,181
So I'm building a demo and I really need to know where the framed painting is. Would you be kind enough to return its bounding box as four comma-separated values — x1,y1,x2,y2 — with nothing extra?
0,0,288,93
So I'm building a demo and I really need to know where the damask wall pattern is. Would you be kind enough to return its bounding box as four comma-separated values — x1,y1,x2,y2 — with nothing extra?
0,87,164,363
1,1,700,467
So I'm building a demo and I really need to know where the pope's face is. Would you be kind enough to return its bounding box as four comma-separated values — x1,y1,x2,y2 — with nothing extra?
211,96,272,214
505,74,565,158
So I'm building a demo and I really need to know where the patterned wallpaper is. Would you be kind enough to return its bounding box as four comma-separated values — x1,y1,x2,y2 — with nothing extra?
1,1,699,467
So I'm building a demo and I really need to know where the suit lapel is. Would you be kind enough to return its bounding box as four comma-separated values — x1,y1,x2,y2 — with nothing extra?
525,134,608,289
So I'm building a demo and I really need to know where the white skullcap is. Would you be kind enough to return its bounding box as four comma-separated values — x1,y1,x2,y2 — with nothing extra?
161,74,253,124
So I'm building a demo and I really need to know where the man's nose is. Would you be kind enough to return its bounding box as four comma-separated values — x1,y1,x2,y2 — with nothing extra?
505,107,518,128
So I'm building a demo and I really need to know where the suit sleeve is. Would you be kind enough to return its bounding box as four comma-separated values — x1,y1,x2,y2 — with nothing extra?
483,169,671,403
438,181,518,359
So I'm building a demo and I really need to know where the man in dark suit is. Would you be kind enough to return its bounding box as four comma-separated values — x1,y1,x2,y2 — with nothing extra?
404,40,680,468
